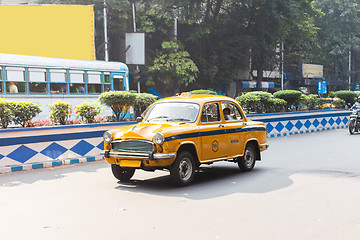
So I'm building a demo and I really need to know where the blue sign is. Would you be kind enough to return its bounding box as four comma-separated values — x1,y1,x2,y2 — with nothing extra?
318,81,327,94
354,83,360,91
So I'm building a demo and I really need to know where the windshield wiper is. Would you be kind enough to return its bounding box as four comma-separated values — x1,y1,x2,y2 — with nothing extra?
166,118,191,122
147,116,169,121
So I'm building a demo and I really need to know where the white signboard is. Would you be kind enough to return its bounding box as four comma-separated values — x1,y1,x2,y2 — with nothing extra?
125,33,145,65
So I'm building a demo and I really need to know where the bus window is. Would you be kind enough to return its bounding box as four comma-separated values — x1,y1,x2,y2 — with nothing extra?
0,67,2,93
88,84,101,94
70,83,85,94
113,75,124,91
5,67,26,93
69,70,84,83
6,67,25,81
50,69,67,94
104,72,110,83
29,68,47,94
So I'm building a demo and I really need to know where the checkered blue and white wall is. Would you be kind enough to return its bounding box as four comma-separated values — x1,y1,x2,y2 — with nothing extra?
248,110,350,138
0,110,351,170
0,122,135,168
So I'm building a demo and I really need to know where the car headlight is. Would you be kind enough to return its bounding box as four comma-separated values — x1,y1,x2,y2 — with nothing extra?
103,131,113,144
153,132,165,145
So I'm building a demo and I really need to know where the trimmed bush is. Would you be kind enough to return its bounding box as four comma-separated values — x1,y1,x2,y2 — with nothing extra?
273,90,302,109
302,94,320,110
236,91,287,113
98,91,137,121
332,99,346,109
236,94,262,113
190,89,217,95
269,98,287,112
133,93,158,117
333,90,358,105
12,101,42,127
75,102,101,123
49,100,72,125
0,98,14,129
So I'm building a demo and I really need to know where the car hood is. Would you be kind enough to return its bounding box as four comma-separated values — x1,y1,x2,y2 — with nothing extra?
112,121,192,141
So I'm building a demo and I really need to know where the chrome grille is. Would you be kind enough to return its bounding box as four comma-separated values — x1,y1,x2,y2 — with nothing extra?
111,140,154,153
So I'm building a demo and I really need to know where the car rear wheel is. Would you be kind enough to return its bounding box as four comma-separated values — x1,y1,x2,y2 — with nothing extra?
111,164,135,181
170,151,196,186
238,143,256,171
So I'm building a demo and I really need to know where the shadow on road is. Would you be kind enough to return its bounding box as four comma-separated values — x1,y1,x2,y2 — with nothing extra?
0,161,108,187
115,164,294,200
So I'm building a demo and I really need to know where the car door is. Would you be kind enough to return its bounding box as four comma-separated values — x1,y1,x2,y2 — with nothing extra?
199,102,229,162
221,102,247,158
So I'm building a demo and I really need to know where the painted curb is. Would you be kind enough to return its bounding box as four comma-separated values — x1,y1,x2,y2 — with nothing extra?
0,155,103,175
266,125,346,138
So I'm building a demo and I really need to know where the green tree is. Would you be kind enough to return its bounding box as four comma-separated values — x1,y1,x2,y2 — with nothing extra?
312,0,360,88
148,41,199,96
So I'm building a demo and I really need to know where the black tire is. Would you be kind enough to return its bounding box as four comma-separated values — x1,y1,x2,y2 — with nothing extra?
349,119,356,134
170,151,196,186
111,164,135,181
238,143,256,171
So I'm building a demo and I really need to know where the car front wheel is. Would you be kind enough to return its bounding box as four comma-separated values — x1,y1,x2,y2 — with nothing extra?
238,143,256,171
170,151,196,186
111,164,135,181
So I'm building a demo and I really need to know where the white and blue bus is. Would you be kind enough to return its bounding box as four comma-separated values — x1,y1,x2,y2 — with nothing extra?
0,53,129,119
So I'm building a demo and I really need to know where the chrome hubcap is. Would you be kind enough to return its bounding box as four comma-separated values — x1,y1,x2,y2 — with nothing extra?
244,148,255,168
179,157,192,181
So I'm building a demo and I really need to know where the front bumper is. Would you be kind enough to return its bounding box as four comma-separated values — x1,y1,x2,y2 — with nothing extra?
100,150,176,160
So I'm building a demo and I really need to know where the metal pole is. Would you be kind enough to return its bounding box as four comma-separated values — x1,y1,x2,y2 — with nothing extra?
349,49,351,90
132,3,137,32
103,0,109,61
131,2,140,93
281,42,284,90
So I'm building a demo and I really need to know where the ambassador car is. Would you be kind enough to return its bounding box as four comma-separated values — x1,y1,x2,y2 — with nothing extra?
101,93,268,186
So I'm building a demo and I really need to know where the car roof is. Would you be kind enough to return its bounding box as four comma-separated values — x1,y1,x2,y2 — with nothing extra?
156,94,237,105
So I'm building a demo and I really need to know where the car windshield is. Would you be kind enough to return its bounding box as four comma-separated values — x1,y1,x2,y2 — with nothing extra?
145,102,200,123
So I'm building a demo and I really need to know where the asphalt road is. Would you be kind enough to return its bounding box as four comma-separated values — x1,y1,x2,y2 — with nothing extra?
1,128,360,240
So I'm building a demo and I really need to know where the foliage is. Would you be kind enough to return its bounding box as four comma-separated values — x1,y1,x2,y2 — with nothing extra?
190,89,217,95
148,41,199,95
133,93,158,118
273,90,303,109
302,94,320,110
74,102,101,123
312,0,360,87
27,119,55,127
236,92,287,114
49,100,72,125
0,99,14,129
236,94,262,114
12,102,42,127
98,91,137,121
332,90,358,105
332,99,346,109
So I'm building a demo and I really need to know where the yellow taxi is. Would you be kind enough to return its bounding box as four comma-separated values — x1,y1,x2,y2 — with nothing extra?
101,93,269,186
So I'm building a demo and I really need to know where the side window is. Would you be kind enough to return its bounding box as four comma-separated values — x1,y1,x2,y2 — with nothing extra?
221,102,243,121
201,102,220,123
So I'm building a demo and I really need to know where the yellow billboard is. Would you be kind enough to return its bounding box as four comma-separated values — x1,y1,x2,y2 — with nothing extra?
302,64,323,78
0,5,95,60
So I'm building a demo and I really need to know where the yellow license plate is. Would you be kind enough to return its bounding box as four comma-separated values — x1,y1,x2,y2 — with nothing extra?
119,160,141,168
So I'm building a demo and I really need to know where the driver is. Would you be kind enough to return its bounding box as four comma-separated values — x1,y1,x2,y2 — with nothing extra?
350,96,360,110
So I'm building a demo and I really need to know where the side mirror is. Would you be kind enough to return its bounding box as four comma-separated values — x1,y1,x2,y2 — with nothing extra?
136,116,143,122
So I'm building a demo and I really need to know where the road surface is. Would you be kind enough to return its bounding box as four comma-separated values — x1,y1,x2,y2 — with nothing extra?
0,128,360,240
